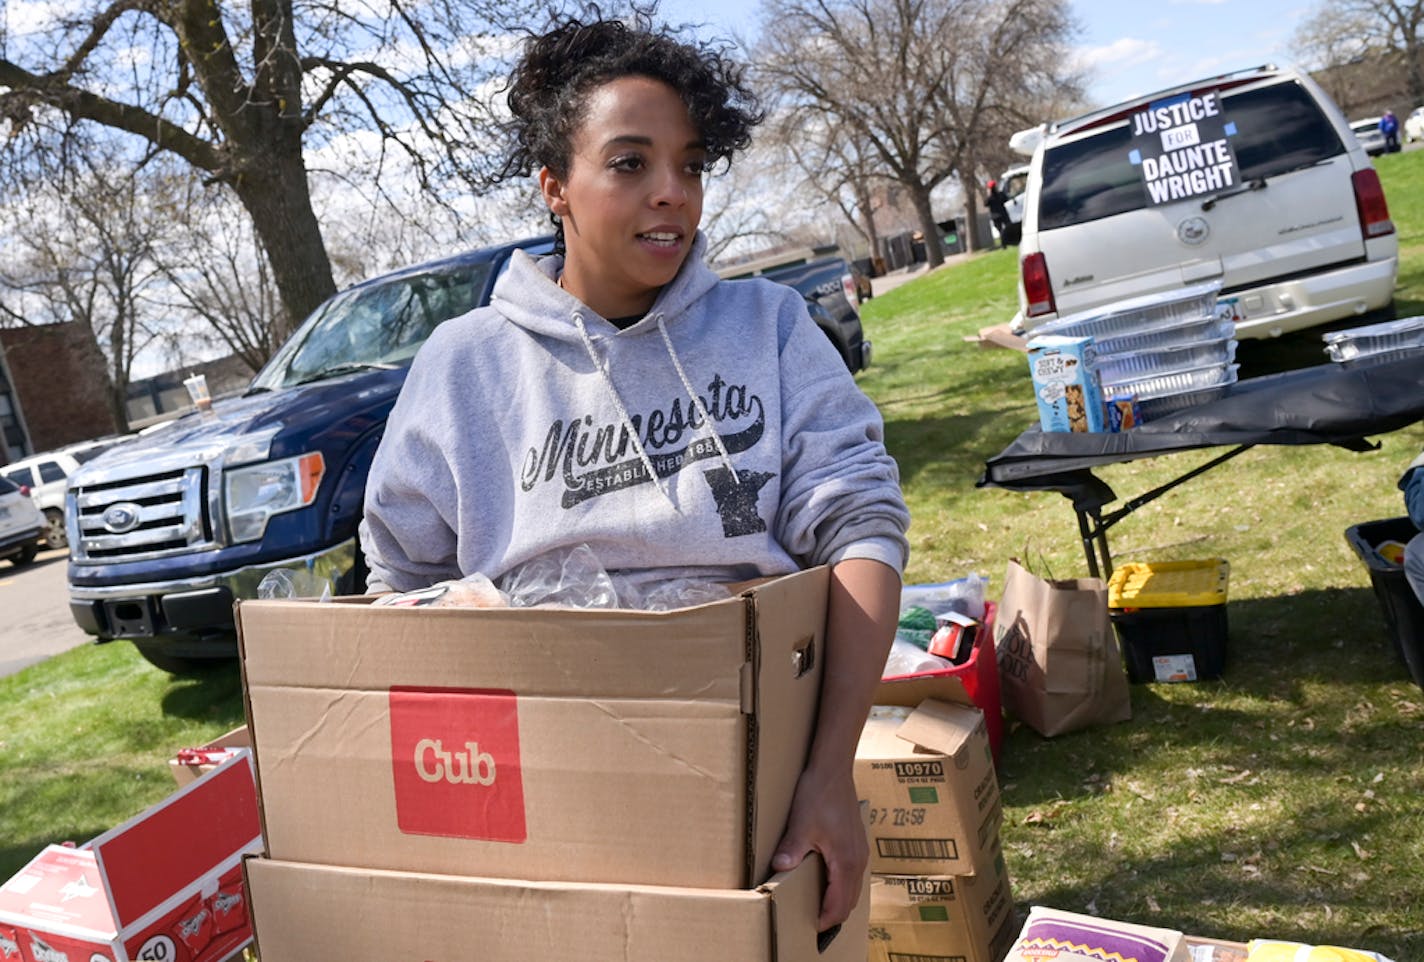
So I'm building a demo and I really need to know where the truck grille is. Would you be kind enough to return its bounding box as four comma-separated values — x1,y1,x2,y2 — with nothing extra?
72,466,215,561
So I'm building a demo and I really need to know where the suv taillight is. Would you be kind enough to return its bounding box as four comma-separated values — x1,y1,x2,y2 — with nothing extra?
1022,252,1056,317
1352,169,1394,239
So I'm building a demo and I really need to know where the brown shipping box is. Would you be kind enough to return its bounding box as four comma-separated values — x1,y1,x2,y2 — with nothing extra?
867,839,1017,962
855,693,1002,877
169,724,250,787
236,567,828,889
244,854,869,962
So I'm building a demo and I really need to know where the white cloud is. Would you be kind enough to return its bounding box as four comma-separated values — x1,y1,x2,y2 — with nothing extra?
1073,37,1164,73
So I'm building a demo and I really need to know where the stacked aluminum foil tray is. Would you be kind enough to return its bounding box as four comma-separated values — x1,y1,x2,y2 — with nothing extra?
1321,316,1424,367
1028,281,1239,422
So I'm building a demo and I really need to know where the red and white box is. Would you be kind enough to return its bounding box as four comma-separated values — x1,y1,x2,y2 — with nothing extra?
0,751,261,962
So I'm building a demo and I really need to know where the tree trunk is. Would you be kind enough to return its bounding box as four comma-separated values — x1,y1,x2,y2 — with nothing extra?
230,141,336,341
963,175,981,254
909,182,945,268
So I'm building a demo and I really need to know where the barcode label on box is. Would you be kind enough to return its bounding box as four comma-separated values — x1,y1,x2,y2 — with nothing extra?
876,838,958,860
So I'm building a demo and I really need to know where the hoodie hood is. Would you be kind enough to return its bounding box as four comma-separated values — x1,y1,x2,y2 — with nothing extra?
489,231,721,340
361,225,910,596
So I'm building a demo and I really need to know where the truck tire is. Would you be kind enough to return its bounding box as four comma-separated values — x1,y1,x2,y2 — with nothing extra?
132,640,233,675
9,543,38,567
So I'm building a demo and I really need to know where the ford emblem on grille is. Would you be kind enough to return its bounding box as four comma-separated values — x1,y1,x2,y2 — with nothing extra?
102,502,143,534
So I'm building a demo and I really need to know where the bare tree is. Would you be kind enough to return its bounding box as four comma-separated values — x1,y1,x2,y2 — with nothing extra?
769,112,890,265
150,182,283,375
0,157,173,431
0,0,544,332
1295,0,1424,106
753,0,1080,268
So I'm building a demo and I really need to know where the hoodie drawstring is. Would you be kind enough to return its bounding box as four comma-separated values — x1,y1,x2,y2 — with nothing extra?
573,311,676,506
655,315,741,485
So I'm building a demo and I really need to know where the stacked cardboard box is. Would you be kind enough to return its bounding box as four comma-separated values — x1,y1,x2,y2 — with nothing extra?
235,567,870,961
0,752,262,962
856,677,1017,962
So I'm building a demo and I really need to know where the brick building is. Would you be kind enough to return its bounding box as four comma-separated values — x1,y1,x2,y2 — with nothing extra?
0,322,119,463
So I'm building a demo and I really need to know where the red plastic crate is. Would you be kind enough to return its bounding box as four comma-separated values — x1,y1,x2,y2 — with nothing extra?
884,601,1003,761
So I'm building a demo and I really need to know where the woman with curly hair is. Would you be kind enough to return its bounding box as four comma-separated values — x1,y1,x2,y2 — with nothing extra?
360,7,910,929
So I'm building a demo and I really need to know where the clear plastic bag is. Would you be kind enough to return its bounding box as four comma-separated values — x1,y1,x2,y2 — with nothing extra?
895,575,989,650
618,576,731,611
883,637,954,677
500,545,731,611
499,544,621,609
256,569,333,601
374,572,507,608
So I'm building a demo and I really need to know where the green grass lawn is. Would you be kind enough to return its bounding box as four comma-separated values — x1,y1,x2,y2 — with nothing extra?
3,153,1423,957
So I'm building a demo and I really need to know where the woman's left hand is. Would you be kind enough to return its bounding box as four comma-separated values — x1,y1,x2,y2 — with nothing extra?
771,761,868,931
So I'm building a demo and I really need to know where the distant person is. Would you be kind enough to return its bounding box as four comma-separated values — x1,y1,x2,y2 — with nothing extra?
1402,451,1424,606
985,180,1010,248
1380,110,1401,153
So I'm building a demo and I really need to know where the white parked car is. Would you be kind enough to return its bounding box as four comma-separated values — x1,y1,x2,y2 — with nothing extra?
1350,117,1387,157
0,475,44,567
995,163,1031,245
1014,64,1398,340
2,438,127,549
1404,106,1424,143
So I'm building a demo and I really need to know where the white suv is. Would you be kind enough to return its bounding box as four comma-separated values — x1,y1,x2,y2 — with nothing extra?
0,475,44,567
2,439,124,549
1015,64,1398,340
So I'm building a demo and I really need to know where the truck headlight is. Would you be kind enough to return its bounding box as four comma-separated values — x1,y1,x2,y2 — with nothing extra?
224,452,325,543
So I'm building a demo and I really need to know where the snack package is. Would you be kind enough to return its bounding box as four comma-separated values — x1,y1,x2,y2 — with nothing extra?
1246,940,1396,962
1005,906,1188,962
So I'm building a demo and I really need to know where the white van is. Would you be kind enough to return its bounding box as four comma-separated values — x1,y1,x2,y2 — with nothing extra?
1015,64,1398,339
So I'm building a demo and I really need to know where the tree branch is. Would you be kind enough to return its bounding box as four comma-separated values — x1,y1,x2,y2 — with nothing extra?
0,59,225,172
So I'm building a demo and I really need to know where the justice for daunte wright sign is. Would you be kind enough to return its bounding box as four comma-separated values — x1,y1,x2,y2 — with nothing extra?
1126,89,1240,206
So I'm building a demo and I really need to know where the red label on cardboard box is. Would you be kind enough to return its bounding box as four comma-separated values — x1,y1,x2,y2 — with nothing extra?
389,687,527,842
94,756,259,925
0,924,22,959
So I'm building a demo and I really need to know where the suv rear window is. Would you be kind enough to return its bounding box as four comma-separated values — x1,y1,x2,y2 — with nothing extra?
0,477,18,495
1039,80,1346,230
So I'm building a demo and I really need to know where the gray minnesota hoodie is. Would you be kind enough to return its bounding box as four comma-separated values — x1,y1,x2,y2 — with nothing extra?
360,234,910,595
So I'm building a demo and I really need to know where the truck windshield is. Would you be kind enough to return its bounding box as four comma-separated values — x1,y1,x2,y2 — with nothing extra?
1038,80,1346,231
250,263,491,391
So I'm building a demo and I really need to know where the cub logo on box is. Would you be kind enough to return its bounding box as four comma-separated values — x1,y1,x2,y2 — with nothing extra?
388,686,527,842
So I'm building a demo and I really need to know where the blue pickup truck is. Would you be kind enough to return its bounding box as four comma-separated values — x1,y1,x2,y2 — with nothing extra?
66,237,871,672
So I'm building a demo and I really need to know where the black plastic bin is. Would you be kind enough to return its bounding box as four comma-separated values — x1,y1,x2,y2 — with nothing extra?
1344,516,1424,690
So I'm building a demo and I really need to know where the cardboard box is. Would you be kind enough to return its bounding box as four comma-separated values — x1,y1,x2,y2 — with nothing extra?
1184,935,1250,962
169,725,250,787
1027,335,1105,433
236,567,829,889
855,691,1001,877
0,752,261,962
867,839,1017,962
244,853,868,962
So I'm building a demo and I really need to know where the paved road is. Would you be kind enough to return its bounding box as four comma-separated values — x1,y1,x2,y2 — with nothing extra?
0,547,93,678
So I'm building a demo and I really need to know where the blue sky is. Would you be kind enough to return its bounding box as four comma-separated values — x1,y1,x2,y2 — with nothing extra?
658,0,1315,110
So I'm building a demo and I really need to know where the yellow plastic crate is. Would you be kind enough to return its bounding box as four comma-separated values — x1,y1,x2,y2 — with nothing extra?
1108,558,1230,609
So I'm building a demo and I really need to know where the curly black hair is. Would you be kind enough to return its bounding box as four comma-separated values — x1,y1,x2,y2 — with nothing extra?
496,6,764,183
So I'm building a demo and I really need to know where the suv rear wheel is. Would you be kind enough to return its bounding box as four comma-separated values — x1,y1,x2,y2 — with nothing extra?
42,509,67,550
9,543,38,567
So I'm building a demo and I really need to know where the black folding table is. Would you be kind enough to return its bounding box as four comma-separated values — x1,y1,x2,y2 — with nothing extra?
978,356,1424,578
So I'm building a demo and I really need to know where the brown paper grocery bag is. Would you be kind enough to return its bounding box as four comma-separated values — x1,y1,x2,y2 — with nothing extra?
994,559,1131,736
